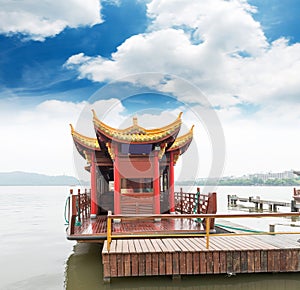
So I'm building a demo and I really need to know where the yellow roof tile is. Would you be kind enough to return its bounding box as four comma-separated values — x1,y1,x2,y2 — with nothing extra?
168,125,194,152
92,110,182,143
70,124,100,150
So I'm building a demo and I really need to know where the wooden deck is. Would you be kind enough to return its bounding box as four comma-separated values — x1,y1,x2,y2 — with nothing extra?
66,190,300,282
102,235,300,282
68,215,206,241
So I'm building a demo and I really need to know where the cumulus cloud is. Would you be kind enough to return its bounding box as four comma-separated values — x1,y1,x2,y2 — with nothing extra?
147,0,266,56
0,0,103,41
64,0,300,112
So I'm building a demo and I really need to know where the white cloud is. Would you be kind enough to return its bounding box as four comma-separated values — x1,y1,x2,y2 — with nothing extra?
216,101,300,176
0,0,103,41
0,99,85,175
228,38,300,105
64,0,300,109
64,0,271,105
74,98,127,136
147,0,266,56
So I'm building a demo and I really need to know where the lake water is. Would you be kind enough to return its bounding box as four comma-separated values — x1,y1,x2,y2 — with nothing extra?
0,185,300,289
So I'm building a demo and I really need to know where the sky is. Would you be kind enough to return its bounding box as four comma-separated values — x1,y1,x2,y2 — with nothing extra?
0,0,300,180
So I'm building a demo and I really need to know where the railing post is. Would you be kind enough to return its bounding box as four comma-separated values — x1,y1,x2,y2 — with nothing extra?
196,188,200,214
107,211,112,252
70,189,77,235
77,189,81,222
83,188,88,218
206,217,210,249
269,224,275,235
180,188,183,213
204,192,217,229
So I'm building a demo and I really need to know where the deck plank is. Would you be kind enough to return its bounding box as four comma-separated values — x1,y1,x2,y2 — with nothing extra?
122,240,131,277
137,240,146,276
116,240,124,277
155,239,167,275
164,239,180,275
128,239,138,276
161,239,174,275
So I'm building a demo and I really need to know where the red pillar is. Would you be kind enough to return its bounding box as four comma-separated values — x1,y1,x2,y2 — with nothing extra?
113,145,121,214
154,150,160,214
169,152,175,213
90,153,97,218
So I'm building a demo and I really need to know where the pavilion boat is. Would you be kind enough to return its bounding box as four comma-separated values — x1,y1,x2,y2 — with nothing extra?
66,111,217,242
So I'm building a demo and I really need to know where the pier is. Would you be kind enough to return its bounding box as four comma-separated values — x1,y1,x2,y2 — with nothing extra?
101,212,300,282
102,235,300,281
227,194,300,212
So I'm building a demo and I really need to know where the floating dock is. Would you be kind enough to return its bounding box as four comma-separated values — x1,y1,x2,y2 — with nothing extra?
102,234,300,282
101,212,300,283
227,194,300,212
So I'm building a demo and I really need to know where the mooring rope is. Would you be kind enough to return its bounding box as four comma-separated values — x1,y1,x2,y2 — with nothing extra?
64,196,70,225
75,198,82,226
215,223,263,233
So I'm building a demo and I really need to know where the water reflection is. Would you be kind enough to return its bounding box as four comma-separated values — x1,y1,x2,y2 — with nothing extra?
65,243,103,290
65,243,300,290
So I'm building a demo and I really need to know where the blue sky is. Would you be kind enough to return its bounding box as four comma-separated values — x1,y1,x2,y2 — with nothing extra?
0,0,300,179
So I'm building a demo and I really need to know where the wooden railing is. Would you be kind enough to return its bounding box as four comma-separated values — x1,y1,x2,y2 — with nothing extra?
69,189,91,235
174,188,217,229
106,212,300,251
175,188,216,214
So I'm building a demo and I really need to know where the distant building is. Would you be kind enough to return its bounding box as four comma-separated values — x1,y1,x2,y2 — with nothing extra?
247,170,296,181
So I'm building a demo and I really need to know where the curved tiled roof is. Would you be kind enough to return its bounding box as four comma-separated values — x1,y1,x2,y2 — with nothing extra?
93,110,182,144
168,125,194,153
70,124,100,151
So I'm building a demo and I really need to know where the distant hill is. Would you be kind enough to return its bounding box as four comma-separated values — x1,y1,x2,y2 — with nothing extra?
0,171,85,186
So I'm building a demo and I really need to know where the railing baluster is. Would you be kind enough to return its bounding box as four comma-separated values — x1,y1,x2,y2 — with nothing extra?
77,189,81,222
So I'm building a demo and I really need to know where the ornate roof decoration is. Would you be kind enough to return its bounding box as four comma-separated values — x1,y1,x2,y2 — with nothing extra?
70,124,100,151
168,125,194,153
93,110,182,144
70,113,193,166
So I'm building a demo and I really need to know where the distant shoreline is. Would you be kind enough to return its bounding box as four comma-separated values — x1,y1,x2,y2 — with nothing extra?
0,171,89,186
